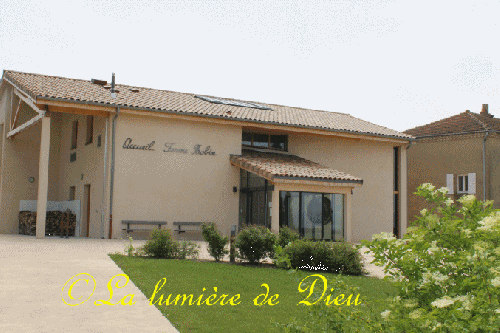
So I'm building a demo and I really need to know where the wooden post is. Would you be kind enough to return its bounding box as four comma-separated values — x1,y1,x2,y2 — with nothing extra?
36,113,51,239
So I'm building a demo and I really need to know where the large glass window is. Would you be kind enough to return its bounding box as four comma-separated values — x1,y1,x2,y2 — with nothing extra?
280,191,344,241
239,170,274,228
242,132,288,151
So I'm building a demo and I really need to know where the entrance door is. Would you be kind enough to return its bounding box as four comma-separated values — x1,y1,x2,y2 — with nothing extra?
83,184,91,237
239,170,273,228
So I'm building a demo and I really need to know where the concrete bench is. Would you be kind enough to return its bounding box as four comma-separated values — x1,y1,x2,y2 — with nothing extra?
121,220,168,234
173,222,204,234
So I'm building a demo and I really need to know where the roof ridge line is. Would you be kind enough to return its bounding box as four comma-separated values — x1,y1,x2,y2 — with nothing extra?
467,111,491,131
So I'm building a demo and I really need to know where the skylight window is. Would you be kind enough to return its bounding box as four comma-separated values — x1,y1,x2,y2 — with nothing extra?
194,95,272,110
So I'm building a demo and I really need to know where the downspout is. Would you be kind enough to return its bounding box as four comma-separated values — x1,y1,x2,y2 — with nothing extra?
109,106,120,238
483,131,490,201
100,117,109,239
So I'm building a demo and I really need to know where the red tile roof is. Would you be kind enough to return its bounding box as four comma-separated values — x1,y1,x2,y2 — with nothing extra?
404,110,500,138
230,149,363,184
2,70,412,141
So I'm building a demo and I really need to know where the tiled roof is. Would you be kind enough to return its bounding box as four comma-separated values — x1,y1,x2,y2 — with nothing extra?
404,110,500,138
2,70,412,140
230,149,363,184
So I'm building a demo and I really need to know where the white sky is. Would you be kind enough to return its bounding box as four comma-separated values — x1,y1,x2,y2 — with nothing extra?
1,0,499,132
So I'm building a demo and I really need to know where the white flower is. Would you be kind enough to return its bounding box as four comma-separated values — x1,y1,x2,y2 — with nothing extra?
372,232,396,241
454,295,473,311
491,277,500,288
445,198,453,206
428,241,439,253
463,229,472,237
381,310,391,319
431,296,455,308
458,194,476,207
409,309,424,319
484,200,494,208
421,183,435,191
495,309,500,314
477,215,500,232
437,187,449,195
420,208,428,216
432,323,442,331
405,299,418,308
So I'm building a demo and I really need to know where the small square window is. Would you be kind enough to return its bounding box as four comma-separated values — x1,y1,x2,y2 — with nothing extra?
457,175,469,193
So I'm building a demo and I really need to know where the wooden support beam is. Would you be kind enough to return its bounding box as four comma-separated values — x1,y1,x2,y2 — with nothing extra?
7,113,44,139
13,89,43,114
3,77,36,105
39,103,109,117
38,99,115,113
11,97,22,131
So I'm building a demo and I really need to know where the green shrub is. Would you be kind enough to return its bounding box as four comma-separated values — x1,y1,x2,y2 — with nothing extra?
201,222,228,261
177,241,200,259
276,226,300,248
143,229,179,259
283,239,364,276
329,241,365,276
235,225,277,264
283,239,313,269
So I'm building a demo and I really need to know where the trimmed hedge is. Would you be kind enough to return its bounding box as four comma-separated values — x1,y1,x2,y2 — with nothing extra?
235,225,276,264
283,239,365,276
276,226,300,248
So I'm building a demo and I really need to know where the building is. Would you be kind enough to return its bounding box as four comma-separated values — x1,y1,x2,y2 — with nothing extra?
0,70,412,242
405,104,499,221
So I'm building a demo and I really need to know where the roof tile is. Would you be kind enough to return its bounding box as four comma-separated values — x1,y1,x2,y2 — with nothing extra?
230,149,363,183
3,70,412,140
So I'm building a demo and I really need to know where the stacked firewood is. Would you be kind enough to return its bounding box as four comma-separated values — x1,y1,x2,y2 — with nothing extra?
19,211,37,235
18,211,76,236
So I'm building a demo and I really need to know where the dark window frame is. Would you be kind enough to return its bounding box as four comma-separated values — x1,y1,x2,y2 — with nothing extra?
241,131,288,151
71,120,78,150
279,190,345,242
69,186,76,201
85,115,94,145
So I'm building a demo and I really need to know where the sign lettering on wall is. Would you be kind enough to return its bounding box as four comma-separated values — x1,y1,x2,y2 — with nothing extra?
122,138,216,156
123,138,155,151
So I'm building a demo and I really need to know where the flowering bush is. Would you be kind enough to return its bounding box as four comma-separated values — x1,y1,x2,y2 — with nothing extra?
278,183,500,332
360,183,500,332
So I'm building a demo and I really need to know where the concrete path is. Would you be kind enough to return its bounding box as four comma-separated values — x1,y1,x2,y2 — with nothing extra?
0,235,178,333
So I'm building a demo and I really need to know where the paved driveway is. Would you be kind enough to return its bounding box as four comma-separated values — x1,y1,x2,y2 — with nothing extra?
0,235,178,333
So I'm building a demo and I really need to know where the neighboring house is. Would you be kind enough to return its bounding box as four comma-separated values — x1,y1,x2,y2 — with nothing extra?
0,70,412,242
405,104,500,221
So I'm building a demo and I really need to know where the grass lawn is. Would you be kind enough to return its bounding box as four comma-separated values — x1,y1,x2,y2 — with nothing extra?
110,255,396,333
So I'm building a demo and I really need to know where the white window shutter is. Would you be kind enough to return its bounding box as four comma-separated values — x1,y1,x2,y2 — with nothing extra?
468,173,476,194
446,174,454,194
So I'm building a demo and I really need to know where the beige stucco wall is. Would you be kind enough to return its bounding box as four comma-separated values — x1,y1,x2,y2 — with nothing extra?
0,97,42,233
288,134,397,242
55,113,108,237
111,113,241,239
407,134,485,222
0,82,109,236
